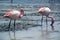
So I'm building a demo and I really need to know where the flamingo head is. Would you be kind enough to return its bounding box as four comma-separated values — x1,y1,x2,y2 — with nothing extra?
20,8,24,14
20,8,24,17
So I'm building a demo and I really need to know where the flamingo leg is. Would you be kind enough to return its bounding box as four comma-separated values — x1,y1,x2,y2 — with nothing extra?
13,20,16,40
46,16,48,32
41,15,43,34
41,15,43,26
8,19,11,40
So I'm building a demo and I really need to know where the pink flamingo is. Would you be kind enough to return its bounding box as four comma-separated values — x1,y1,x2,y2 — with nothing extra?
37,7,55,31
3,8,24,40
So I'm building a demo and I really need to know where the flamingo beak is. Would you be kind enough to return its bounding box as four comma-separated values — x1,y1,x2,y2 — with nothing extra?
20,15,23,17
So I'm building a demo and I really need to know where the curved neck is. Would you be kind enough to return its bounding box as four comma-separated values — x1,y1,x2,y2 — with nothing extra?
19,9,24,17
48,16,55,26
48,16,55,22
20,10,24,15
48,16,55,30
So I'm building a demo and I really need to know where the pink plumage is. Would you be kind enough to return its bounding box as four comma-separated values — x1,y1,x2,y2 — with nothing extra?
3,8,24,19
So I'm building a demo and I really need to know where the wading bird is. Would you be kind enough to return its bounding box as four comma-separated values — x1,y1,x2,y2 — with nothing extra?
37,7,55,31
3,8,24,40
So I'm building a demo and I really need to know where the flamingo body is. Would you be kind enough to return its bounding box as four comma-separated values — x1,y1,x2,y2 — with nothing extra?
3,8,24,19
38,7,55,30
38,7,51,16
3,8,24,40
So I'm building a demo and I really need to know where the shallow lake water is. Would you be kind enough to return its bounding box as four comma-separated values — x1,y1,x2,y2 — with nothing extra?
0,21,60,40
0,1,60,40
